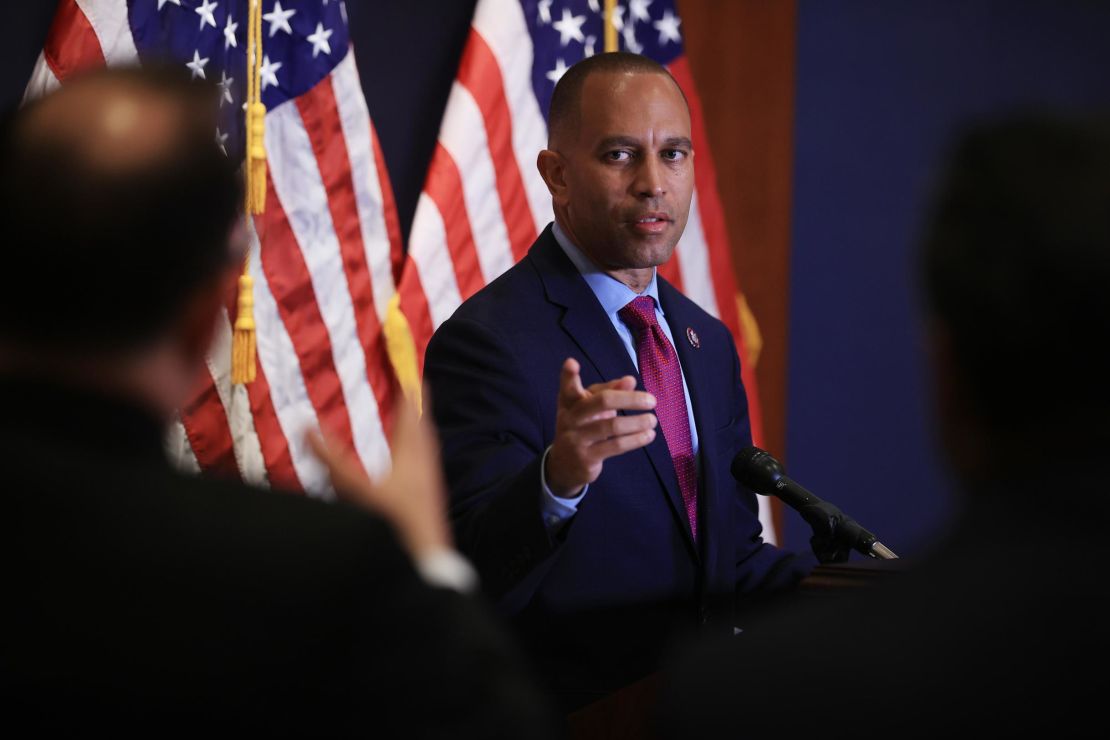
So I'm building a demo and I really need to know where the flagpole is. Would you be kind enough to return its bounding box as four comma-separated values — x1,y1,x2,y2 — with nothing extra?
604,0,618,52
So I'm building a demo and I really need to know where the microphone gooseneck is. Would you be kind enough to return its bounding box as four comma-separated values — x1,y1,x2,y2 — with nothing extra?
731,446,898,561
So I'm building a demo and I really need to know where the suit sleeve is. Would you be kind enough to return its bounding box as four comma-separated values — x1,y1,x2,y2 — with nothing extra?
424,314,563,609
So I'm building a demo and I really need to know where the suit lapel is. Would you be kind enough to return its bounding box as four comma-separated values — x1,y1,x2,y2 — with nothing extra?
530,230,697,560
529,227,639,389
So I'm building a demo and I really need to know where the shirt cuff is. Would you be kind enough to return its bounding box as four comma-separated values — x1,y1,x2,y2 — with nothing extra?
540,445,587,532
414,548,479,593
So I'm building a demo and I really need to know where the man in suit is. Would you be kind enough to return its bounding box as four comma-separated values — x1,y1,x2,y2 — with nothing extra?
424,52,816,707
0,66,556,736
660,116,1110,735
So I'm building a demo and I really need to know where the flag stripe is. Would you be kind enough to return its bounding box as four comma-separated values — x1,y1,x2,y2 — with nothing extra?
424,143,486,301
408,191,465,330
457,31,538,261
180,366,242,482
248,223,331,493
168,418,203,475
673,190,720,318
74,0,139,66
264,100,390,476
43,0,105,83
331,52,397,324
205,307,268,483
472,0,553,233
244,350,304,492
296,74,398,440
397,266,437,379
439,82,516,285
255,170,358,457
370,120,407,286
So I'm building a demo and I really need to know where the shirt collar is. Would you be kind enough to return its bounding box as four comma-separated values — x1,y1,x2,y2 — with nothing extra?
551,220,662,318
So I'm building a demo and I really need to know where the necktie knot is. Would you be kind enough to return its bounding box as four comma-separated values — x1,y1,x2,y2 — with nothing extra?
618,295,658,333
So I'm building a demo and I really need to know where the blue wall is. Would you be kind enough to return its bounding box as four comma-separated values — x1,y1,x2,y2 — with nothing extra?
784,0,1110,554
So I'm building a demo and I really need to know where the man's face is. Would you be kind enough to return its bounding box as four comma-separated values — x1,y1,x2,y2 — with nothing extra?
547,71,694,271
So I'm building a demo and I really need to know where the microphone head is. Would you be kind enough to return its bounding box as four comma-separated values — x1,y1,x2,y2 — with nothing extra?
731,446,785,495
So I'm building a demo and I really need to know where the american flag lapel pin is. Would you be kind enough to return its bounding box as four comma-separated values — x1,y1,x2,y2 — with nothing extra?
686,327,700,349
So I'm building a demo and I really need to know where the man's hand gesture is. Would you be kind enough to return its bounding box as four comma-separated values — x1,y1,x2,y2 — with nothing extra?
545,357,658,498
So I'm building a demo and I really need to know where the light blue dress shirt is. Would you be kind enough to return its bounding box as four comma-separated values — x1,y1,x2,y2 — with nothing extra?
540,222,700,531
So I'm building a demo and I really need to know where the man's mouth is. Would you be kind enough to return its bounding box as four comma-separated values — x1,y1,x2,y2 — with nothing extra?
630,213,672,233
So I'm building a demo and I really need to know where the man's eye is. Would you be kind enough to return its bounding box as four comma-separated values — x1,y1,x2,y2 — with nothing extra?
606,150,632,162
662,149,687,161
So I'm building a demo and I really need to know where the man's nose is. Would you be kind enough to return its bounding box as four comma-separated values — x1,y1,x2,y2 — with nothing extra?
632,156,666,198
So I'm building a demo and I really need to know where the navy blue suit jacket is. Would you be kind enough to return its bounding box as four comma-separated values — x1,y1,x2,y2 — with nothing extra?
425,225,812,698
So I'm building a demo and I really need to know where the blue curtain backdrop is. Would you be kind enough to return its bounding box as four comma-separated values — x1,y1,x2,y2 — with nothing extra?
785,0,1110,554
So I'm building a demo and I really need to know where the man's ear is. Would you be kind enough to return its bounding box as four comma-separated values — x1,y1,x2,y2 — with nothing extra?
537,149,569,205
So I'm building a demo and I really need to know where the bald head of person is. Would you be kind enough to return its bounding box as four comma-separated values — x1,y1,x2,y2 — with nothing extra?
0,66,243,412
538,53,694,292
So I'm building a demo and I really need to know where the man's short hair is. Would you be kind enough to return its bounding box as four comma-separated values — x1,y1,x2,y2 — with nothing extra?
547,51,687,147
922,114,1110,443
0,65,241,354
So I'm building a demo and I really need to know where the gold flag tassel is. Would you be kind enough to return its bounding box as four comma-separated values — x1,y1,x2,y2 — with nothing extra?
384,293,423,413
232,0,267,384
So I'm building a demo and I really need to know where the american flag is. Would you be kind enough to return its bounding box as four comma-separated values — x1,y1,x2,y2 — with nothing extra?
396,0,776,539
25,0,403,494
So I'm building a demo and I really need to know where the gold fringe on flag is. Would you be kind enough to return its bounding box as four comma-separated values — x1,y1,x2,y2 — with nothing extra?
736,292,763,370
384,293,423,414
232,0,267,385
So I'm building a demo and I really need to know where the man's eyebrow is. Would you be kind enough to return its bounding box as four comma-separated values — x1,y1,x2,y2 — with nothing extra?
595,135,694,150
596,135,642,150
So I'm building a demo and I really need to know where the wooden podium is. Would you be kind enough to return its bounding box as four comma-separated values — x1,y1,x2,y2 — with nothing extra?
565,560,906,739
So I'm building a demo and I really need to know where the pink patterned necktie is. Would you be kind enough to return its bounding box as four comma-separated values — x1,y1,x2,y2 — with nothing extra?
618,295,698,541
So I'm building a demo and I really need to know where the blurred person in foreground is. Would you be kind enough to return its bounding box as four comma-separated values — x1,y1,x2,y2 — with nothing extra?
661,114,1110,735
0,66,555,736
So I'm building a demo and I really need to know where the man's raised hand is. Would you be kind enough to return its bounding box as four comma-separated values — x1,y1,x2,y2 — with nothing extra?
545,357,658,498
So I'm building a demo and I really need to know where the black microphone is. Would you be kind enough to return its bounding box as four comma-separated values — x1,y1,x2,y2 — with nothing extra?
731,446,898,560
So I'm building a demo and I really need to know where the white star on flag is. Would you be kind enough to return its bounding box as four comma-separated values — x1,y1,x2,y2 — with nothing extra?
307,22,333,58
630,0,653,23
263,1,296,38
157,0,180,10
224,15,238,49
654,9,681,45
552,8,586,46
587,0,600,13
538,0,553,25
217,70,233,105
546,58,569,84
584,35,597,57
186,49,209,79
259,55,282,89
622,24,642,53
195,0,218,31
612,5,626,31
215,128,228,155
